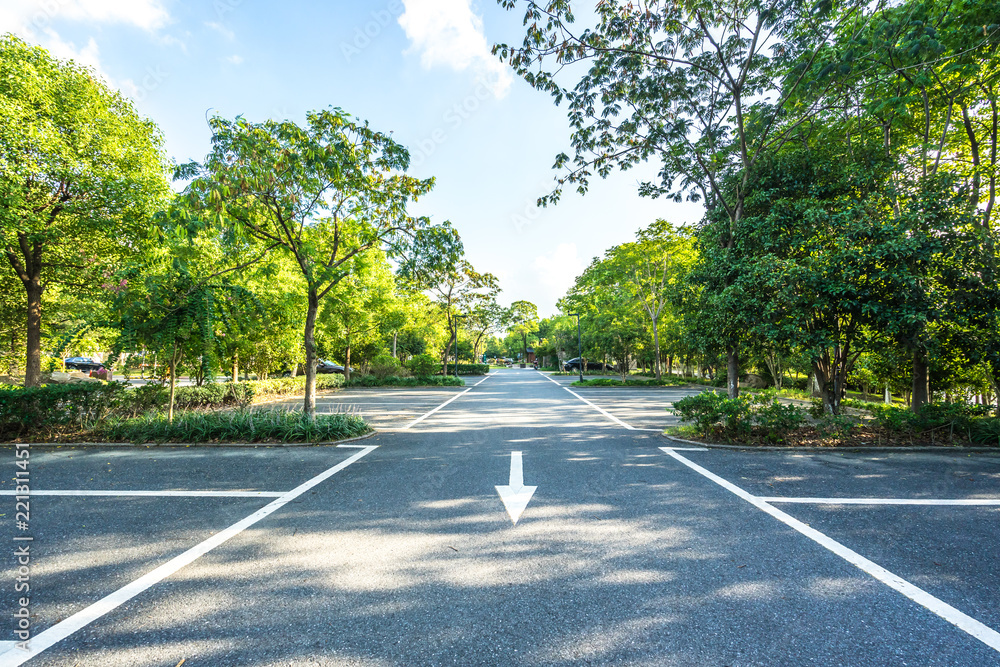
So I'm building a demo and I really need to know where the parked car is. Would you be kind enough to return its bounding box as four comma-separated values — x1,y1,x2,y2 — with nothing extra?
563,357,606,372
316,359,354,375
64,357,103,372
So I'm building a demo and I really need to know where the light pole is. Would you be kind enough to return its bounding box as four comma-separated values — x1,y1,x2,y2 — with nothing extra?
569,313,583,384
453,314,466,378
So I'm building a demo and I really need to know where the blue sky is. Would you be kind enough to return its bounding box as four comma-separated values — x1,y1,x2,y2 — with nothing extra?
3,0,703,316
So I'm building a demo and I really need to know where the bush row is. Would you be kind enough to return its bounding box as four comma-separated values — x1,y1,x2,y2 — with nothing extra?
671,391,808,444
0,375,346,440
867,402,1000,445
673,391,1000,446
572,378,688,387
96,409,370,444
344,375,465,388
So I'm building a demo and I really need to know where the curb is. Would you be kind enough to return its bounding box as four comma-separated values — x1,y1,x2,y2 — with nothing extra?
660,434,1000,453
1,429,380,449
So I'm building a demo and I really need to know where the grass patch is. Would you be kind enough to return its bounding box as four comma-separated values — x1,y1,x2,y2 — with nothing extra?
344,375,465,388
95,409,370,444
571,377,688,387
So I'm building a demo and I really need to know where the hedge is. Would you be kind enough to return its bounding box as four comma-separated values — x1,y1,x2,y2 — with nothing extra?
345,375,464,388
571,378,687,387
450,364,489,376
96,409,370,444
0,374,346,440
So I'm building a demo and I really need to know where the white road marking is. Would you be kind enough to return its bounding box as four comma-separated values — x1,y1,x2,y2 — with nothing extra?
539,373,635,430
659,447,1000,654
760,497,1000,506
0,490,284,498
1,445,379,667
398,376,490,430
495,451,537,525
660,446,709,452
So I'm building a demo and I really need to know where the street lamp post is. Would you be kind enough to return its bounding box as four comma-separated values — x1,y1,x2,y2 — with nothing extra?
453,314,466,379
569,313,583,384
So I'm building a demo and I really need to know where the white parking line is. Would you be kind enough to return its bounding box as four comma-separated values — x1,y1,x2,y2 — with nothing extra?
760,497,1000,506
398,375,491,430
540,372,656,430
0,490,284,497
659,447,1000,654
0,445,379,666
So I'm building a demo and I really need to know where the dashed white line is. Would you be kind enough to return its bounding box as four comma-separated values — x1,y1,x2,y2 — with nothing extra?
0,445,379,666
659,447,1000,655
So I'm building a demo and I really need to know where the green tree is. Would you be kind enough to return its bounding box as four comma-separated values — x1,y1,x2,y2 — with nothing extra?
506,300,538,364
184,109,437,418
0,35,171,386
495,0,873,397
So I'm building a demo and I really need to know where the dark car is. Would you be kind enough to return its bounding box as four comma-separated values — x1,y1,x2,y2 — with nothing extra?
563,357,605,372
316,360,354,375
64,357,104,372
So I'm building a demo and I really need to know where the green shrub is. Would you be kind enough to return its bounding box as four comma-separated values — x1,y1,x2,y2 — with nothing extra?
453,363,489,376
407,354,439,377
0,382,131,439
97,409,370,443
572,377,686,388
816,414,856,440
369,354,402,379
971,418,1000,446
671,390,806,443
870,401,998,444
345,375,464,388
756,401,809,443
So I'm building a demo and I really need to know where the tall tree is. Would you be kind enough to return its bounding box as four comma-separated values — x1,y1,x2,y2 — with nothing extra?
607,221,696,380
184,109,437,418
507,300,539,365
495,0,872,397
0,35,171,386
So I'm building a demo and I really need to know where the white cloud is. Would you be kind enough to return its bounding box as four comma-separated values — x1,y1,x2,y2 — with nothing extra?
0,0,172,100
225,54,243,65
532,243,586,312
398,0,512,98
205,21,235,41
1,0,170,35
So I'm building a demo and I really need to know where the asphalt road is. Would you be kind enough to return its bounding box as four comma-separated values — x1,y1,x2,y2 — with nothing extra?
1,369,999,666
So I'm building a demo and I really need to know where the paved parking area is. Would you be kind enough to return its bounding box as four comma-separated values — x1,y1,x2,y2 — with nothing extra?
659,445,1000,655
261,385,469,430
0,444,381,664
1,370,997,664
542,372,705,431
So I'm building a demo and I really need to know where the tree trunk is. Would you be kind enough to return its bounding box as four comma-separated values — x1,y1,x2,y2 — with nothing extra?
168,344,178,424
392,332,397,359
812,360,839,415
232,352,239,383
345,339,352,383
726,345,740,398
911,350,930,414
24,279,43,387
667,355,673,377
303,289,319,419
652,317,661,381
442,314,453,375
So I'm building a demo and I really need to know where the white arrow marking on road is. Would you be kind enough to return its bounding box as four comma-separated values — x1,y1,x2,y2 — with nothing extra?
495,451,537,525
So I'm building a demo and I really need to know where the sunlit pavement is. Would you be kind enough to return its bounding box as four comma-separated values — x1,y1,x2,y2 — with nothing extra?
2,369,999,665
